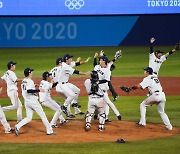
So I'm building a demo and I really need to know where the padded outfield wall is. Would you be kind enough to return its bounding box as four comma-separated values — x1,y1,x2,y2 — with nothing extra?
0,15,179,47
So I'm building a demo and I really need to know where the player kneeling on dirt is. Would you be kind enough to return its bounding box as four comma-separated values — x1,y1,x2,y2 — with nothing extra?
84,71,107,131
120,67,173,130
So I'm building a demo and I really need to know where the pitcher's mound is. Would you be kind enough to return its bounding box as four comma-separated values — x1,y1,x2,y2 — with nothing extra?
0,120,179,143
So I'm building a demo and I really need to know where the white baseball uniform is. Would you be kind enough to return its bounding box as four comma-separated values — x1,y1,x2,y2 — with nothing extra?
138,74,172,130
84,79,106,130
149,52,167,75
94,64,121,119
50,64,82,115
57,62,80,112
0,105,12,133
1,70,22,122
39,80,66,125
15,77,54,134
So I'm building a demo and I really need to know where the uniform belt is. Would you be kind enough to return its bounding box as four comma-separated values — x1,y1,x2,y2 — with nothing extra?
62,82,68,84
155,90,159,93
153,72,157,75
91,96,103,98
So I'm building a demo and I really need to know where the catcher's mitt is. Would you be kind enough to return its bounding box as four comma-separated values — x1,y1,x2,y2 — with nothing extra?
91,82,99,94
175,43,180,50
120,86,132,93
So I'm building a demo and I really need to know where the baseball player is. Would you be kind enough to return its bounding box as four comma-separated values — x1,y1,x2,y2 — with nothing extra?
1,61,22,123
120,67,172,130
50,58,84,117
58,54,90,117
84,71,106,131
39,71,67,128
94,55,122,122
14,68,56,135
93,50,121,101
149,37,179,75
0,87,14,134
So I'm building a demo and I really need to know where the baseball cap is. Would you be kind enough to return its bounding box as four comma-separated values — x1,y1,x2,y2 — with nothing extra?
42,71,52,80
99,56,109,63
24,68,34,77
63,54,73,62
143,67,153,74
7,61,16,69
56,58,63,65
155,50,164,54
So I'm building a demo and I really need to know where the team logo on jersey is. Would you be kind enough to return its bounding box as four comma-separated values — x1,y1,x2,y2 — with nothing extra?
97,70,104,75
65,0,85,10
154,59,162,64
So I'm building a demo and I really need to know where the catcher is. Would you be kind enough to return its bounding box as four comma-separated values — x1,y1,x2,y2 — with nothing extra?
120,67,173,130
149,37,179,75
84,71,107,131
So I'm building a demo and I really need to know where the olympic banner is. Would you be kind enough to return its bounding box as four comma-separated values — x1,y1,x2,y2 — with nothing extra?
0,0,180,15
0,16,139,47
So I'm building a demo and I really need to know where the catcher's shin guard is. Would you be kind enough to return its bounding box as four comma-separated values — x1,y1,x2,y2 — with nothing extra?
99,112,106,131
85,112,93,131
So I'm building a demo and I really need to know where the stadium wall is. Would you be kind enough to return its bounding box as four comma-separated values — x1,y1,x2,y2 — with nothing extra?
0,15,179,47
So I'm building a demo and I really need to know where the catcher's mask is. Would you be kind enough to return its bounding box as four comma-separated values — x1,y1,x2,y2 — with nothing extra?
91,71,99,81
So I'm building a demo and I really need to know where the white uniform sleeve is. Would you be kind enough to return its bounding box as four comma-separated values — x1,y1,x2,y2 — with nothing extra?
160,55,167,62
1,74,6,80
140,77,150,89
84,79,91,94
70,61,76,68
65,65,75,75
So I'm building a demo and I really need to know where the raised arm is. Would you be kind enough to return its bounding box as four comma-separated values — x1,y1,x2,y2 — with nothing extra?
150,37,155,54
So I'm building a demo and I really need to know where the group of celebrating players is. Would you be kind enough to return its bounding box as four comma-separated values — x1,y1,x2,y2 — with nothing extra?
0,38,179,135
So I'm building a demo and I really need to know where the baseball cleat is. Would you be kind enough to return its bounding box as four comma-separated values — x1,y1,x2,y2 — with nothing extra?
60,120,68,124
14,126,19,136
105,119,112,122
98,127,105,131
71,103,81,108
117,115,122,121
67,114,75,118
136,122,145,127
51,124,59,128
5,128,14,134
85,126,91,132
75,112,85,115
47,132,56,135
61,105,68,116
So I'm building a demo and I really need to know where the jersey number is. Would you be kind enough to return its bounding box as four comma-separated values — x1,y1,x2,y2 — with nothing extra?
154,78,160,83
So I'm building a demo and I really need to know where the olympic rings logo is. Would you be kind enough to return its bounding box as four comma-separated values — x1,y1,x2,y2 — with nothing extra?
65,0,85,10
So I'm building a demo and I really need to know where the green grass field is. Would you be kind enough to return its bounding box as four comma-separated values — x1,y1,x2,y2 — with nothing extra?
0,46,180,154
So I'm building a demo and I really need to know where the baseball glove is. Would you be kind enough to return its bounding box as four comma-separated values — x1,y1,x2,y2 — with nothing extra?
114,50,122,60
175,43,180,50
120,86,132,93
91,82,99,94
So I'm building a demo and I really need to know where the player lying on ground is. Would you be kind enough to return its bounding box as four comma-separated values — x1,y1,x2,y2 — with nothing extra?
120,67,173,130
